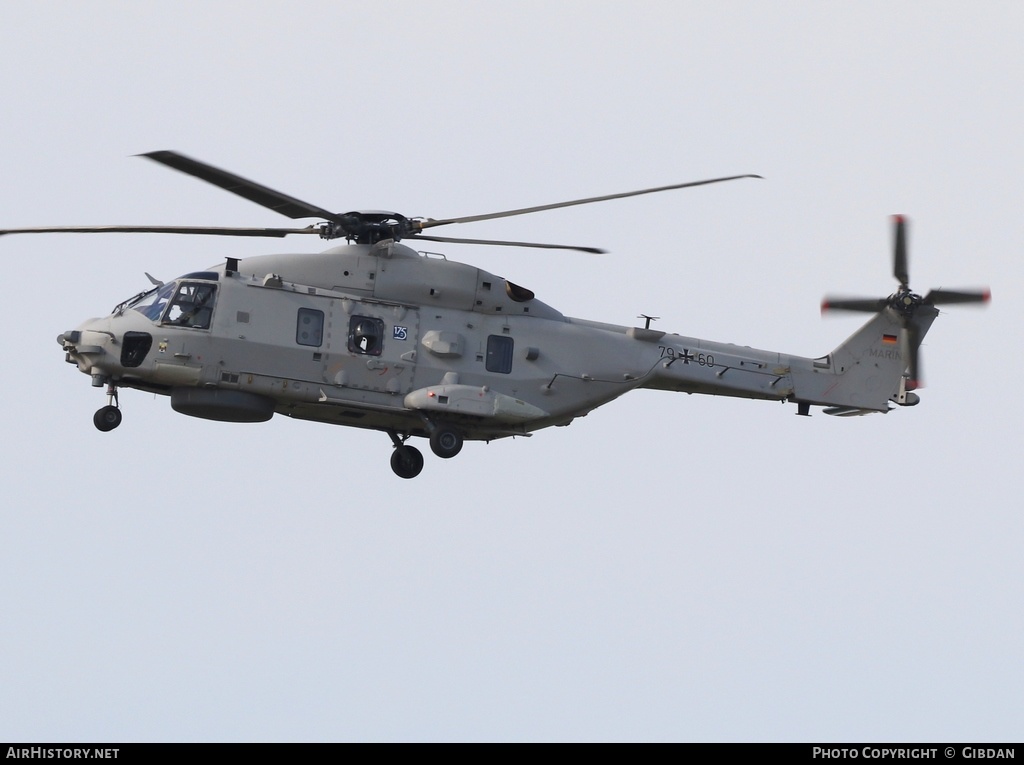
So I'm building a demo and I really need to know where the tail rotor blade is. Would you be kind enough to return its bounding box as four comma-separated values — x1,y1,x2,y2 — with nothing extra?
893,215,909,288
904,321,923,390
924,288,991,305
821,296,888,314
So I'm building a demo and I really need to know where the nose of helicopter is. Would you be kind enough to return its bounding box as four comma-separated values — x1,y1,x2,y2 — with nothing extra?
58,316,110,348
58,317,120,382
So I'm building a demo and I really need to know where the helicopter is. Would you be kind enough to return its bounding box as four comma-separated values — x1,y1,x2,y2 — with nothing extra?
2,152,990,478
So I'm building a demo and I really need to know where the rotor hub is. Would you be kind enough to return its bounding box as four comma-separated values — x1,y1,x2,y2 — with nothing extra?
891,288,923,316
316,211,412,243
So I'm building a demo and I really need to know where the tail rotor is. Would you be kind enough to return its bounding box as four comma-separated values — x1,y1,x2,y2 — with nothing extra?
821,215,989,390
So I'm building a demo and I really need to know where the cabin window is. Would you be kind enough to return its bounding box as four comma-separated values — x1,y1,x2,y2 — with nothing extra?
163,282,217,329
486,335,514,374
348,315,385,356
296,308,324,347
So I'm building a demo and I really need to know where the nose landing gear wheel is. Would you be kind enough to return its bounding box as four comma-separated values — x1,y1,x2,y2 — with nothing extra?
93,405,122,432
429,426,463,459
390,445,424,479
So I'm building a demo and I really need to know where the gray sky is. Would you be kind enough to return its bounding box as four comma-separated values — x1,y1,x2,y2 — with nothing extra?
1,0,1021,742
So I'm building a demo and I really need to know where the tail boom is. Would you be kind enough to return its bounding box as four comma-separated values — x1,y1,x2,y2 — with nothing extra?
635,307,935,414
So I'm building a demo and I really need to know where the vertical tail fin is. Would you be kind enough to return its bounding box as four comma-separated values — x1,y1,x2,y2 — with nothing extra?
791,306,937,412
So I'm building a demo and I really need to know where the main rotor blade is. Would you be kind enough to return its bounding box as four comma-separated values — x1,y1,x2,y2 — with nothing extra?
0,224,321,238
409,233,605,254
924,288,991,305
141,151,345,224
893,215,909,288
415,174,763,230
821,296,888,313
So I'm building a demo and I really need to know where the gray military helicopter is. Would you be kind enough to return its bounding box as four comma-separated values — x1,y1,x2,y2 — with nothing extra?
2,152,990,478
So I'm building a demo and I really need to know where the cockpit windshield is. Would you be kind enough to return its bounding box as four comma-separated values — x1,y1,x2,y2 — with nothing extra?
130,282,176,321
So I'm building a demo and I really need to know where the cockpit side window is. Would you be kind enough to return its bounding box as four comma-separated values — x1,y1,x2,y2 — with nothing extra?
163,282,217,329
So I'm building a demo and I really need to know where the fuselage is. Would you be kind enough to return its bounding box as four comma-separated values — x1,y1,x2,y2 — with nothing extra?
60,240,919,444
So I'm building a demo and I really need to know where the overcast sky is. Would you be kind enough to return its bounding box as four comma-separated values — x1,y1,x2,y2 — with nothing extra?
1,0,1021,742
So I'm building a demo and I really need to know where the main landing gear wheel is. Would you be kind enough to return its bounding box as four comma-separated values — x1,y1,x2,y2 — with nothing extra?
390,445,424,479
93,405,122,432
429,426,464,459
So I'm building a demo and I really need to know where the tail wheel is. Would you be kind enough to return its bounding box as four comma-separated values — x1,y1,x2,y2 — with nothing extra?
429,426,463,459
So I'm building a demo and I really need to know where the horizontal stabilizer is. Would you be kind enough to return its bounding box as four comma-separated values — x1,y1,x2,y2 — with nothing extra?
823,406,887,417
